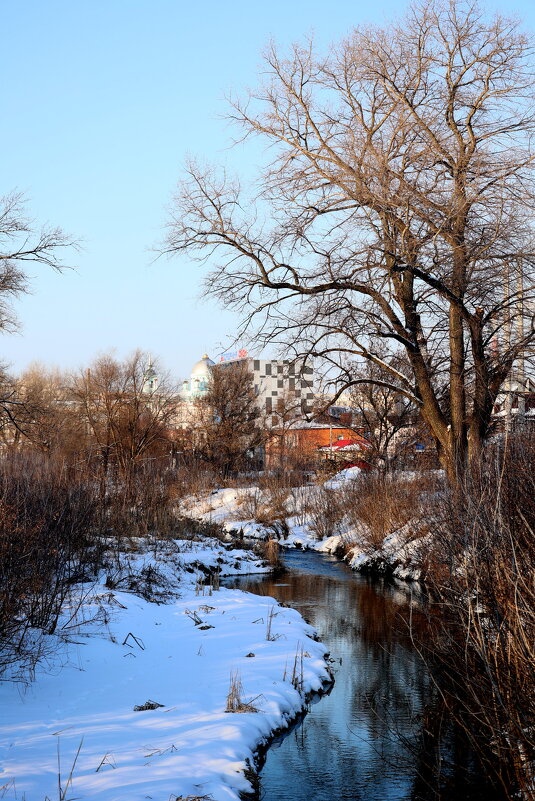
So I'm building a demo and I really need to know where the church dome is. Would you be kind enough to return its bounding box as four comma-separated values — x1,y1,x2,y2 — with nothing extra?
190,354,214,378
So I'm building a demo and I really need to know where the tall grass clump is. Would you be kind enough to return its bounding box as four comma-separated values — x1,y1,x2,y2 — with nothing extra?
420,435,535,798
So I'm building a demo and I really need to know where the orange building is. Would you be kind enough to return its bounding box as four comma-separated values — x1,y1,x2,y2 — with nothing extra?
265,422,371,470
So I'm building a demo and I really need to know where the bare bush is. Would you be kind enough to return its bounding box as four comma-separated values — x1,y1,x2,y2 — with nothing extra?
307,486,346,541
102,461,179,539
0,452,101,678
420,436,535,798
251,474,290,527
346,473,435,552
236,487,263,521
172,463,221,498
287,484,314,526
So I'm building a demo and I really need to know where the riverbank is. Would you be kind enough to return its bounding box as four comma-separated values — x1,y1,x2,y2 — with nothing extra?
182,472,433,582
224,549,503,801
0,537,331,801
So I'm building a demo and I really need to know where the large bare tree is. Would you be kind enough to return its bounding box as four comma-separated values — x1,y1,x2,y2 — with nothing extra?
194,360,263,477
165,0,535,485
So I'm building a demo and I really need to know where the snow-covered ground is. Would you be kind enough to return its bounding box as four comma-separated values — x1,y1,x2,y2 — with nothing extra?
182,473,431,582
0,538,330,801
323,465,363,489
343,526,432,581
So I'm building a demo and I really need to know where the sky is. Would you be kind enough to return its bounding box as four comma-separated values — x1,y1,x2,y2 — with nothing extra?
2,0,535,382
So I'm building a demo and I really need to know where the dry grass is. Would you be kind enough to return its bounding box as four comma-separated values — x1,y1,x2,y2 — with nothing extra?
419,437,535,798
345,472,439,551
259,538,281,569
225,670,260,713
172,795,214,801
290,644,305,693
265,606,281,641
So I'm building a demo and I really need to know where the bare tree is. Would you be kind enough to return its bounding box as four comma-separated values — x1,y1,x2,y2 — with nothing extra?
265,390,310,473
164,0,535,486
0,192,74,428
70,352,178,492
0,367,26,446
7,364,84,456
347,355,418,472
194,360,263,477
0,191,74,330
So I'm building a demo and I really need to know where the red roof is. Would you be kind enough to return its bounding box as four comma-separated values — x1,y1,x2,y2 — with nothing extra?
319,436,371,451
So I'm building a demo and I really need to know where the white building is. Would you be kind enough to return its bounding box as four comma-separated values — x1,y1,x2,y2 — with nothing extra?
177,353,315,426
181,354,214,401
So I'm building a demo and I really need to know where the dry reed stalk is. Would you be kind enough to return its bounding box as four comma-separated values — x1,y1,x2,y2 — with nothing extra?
265,606,279,641
225,669,259,713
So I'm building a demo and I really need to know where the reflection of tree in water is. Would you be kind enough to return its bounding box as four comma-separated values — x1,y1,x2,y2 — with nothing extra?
226,555,503,801
409,707,494,801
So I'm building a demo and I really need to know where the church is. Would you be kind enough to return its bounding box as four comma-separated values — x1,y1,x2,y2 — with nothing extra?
180,354,214,401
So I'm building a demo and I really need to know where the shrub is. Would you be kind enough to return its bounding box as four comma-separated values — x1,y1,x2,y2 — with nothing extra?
344,471,437,552
0,452,101,678
307,486,346,541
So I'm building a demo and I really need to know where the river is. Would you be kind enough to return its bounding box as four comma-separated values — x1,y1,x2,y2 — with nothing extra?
224,548,502,801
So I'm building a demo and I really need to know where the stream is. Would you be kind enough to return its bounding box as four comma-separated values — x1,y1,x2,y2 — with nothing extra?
224,549,502,801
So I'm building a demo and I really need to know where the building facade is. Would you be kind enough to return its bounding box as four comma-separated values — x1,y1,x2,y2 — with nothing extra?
246,357,315,417
175,353,315,430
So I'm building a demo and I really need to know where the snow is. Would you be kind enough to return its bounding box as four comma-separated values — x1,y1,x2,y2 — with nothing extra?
344,525,433,581
0,539,330,801
182,469,434,582
323,465,362,489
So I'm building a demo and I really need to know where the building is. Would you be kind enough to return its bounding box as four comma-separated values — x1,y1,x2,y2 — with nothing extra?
178,353,315,420
265,420,371,470
142,357,159,394
492,375,535,432
245,357,315,417
181,354,215,401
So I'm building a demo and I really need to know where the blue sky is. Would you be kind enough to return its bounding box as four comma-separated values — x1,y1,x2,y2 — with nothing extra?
2,0,534,381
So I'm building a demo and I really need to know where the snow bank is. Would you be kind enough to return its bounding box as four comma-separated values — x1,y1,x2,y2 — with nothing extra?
345,525,433,581
0,540,330,801
323,465,361,489
183,471,433,582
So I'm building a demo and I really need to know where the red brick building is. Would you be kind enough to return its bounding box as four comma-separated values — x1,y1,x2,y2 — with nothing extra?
265,422,371,470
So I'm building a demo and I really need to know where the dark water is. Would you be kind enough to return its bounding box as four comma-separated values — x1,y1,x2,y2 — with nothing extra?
224,549,500,801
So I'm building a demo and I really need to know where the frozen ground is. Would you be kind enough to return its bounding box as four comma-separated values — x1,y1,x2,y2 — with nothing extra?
0,539,330,801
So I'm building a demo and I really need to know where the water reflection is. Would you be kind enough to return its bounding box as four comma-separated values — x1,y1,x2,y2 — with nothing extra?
224,550,501,801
